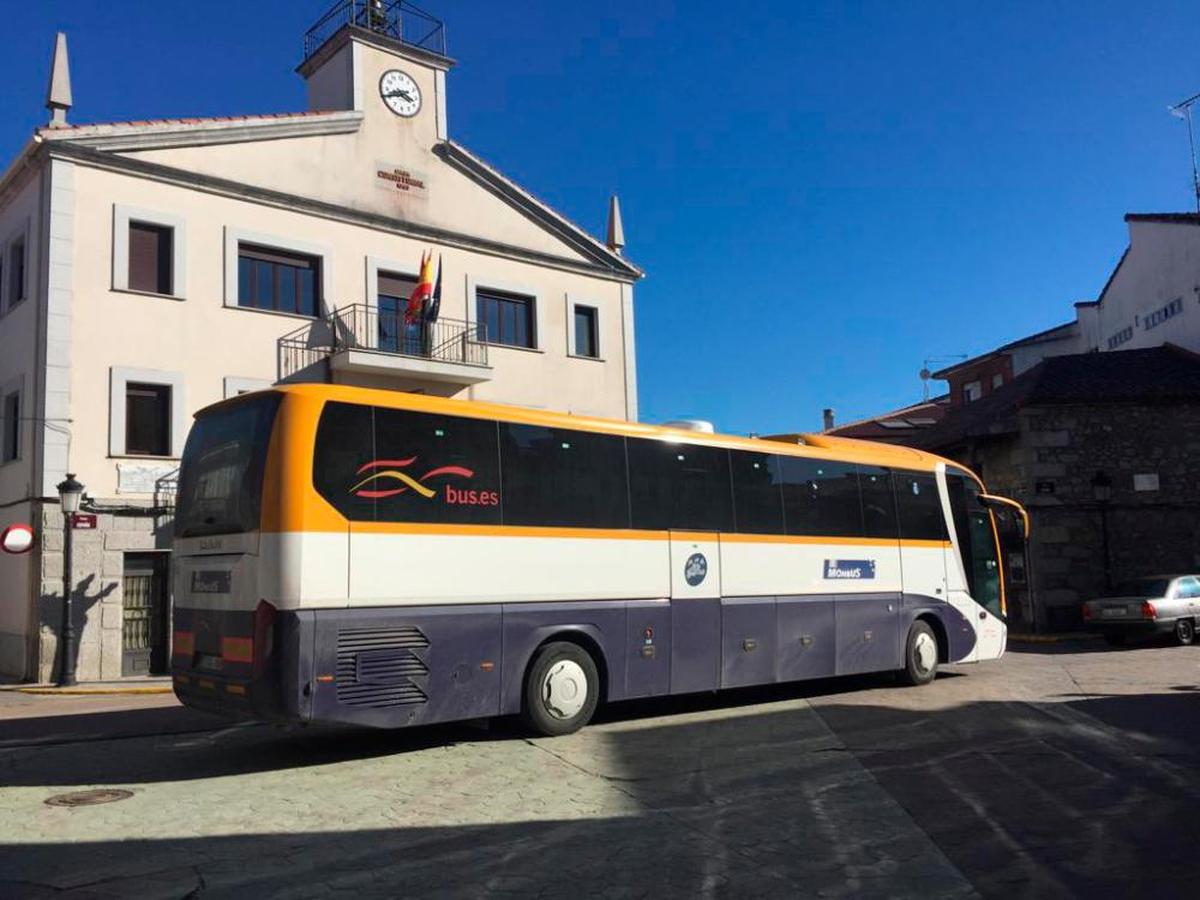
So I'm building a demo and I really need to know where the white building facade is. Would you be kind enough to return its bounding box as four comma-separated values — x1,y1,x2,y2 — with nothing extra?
0,3,642,682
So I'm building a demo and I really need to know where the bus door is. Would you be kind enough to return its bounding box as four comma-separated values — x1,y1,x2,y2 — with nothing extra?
941,469,1006,662
668,531,721,693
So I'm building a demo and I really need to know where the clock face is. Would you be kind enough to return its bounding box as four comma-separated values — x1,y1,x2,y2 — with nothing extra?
380,70,421,118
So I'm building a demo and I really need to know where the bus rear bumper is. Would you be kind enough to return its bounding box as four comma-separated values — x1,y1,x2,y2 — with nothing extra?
171,605,314,724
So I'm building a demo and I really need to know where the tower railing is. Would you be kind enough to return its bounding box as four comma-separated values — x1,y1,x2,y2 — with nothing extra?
304,1,447,60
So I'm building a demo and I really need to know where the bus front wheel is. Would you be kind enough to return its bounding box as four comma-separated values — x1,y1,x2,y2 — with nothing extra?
900,621,939,686
521,641,600,736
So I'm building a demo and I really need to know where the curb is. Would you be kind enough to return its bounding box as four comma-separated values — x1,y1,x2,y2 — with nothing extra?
0,681,174,696
1008,633,1099,644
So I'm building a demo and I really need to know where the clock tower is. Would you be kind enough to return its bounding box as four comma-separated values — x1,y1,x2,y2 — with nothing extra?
298,2,452,147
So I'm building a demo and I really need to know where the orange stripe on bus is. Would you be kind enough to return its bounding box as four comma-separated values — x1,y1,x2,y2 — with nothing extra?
264,522,951,549
222,637,254,663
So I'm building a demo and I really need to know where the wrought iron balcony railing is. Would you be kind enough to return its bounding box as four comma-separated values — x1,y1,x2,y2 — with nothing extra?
278,304,488,381
304,0,447,60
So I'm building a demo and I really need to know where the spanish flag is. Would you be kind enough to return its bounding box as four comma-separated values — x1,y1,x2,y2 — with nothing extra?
405,251,436,324
424,255,442,323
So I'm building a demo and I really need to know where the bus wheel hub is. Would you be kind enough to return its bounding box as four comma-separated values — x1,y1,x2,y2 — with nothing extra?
543,660,587,719
914,632,936,672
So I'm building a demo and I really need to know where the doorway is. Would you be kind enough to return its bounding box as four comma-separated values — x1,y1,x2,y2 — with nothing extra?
122,552,170,676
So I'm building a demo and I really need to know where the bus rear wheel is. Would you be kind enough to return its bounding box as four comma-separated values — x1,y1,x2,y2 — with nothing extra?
900,621,939,686
521,641,600,736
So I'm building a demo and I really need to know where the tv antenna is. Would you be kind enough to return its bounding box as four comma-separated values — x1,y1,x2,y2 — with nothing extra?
919,354,967,401
1169,91,1200,213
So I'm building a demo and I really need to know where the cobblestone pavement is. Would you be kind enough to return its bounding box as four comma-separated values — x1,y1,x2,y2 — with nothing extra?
2,641,1200,898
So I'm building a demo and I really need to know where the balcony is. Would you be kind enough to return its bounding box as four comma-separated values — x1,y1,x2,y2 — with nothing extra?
279,304,491,386
304,1,447,61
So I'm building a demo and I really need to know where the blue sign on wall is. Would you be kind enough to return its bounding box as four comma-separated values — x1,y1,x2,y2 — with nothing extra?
823,559,877,580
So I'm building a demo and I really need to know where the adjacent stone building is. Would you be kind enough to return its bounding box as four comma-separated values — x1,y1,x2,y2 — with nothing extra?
904,345,1200,630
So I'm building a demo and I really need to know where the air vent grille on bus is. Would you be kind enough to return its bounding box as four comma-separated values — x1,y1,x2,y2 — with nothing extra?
335,625,430,708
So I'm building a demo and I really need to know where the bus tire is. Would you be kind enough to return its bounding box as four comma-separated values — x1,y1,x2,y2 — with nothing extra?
521,641,600,737
900,620,939,686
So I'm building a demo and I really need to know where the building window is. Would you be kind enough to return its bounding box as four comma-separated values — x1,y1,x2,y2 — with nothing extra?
237,244,320,316
991,373,1003,389
377,270,419,354
2,391,18,463
962,380,982,403
573,305,599,358
1107,325,1134,349
125,383,172,456
8,237,25,308
128,222,174,295
1144,298,1183,331
476,288,535,348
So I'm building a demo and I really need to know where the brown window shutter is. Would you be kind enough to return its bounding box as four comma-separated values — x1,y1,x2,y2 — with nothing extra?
129,223,173,294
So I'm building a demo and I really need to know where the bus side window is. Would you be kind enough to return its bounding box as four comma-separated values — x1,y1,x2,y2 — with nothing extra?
858,466,898,539
372,407,502,525
627,438,733,532
894,472,949,541
779,457,863,538
729,450,785,534
499,423,630,528
313,401,377,522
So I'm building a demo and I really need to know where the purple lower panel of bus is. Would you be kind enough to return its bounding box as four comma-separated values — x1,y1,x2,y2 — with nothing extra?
227,592,981,730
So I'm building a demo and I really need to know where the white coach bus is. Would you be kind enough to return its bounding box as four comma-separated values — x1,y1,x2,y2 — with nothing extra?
171,385,1026,735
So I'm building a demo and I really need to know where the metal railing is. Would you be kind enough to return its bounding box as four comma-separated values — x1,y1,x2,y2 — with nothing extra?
278,304,487,381
304,0,447,60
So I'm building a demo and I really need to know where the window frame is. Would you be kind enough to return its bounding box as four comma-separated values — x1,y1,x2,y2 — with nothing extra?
108,367,187,458
566,294,603,360
111,204,187,300
223,227,331,319
223,376,272,399
469,277,543,352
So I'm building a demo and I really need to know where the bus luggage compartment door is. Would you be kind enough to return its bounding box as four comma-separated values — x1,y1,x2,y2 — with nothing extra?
669,532,721,694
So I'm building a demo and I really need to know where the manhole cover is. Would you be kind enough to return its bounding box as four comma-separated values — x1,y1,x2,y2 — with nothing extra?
45,789,134,808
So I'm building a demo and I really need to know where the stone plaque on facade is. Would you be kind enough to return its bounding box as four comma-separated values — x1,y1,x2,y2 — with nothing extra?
117,461,179,495
375,162,429,200
1133,473,1160,492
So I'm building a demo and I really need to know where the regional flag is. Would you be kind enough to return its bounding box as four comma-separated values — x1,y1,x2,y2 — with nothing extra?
424,255,442,323
405,251,435,324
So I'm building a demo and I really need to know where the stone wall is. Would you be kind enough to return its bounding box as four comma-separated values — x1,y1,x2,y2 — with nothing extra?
36,502,173,683
932,400,1200,630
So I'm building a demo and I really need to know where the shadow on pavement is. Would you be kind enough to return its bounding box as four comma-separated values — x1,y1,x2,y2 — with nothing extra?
2,685,1200,898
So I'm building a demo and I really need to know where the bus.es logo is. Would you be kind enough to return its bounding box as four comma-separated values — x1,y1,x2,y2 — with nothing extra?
349,457,499,507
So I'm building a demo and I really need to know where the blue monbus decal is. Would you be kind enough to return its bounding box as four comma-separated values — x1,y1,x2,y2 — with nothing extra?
823,559,877,580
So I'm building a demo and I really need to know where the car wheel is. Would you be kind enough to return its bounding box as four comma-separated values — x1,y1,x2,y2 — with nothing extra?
521,641,600,736
1103,633,1126,648
899,620,939,686
1174,619,1195,647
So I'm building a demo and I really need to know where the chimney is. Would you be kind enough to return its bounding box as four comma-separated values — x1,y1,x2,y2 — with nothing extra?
45,32,73,128
822,408,835,431
605,195,625,254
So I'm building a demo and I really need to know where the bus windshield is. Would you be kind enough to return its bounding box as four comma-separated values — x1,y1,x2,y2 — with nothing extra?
175,393,281,538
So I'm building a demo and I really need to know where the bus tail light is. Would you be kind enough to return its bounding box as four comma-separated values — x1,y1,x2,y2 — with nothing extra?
1141,601,1157,620
252,599,277,678
173,630,195,658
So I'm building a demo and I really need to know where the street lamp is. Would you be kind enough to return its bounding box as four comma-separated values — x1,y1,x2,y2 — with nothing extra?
56,473,84,687
1091,471,1113,591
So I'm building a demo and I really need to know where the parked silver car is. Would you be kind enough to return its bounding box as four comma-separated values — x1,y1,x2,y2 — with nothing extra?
1082,575,1200,646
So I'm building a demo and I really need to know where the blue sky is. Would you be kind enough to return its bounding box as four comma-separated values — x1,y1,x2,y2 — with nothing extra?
2,1,1199,434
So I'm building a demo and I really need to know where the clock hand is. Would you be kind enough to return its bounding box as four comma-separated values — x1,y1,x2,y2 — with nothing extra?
384,89,414,102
